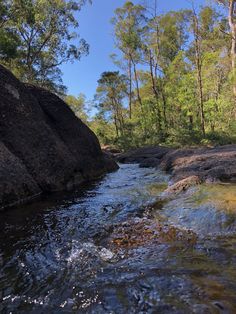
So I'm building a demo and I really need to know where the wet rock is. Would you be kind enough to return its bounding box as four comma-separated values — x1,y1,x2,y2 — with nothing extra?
160,148,196,172
159,183,236,236
102,145,121,158
0,141,41,208
107,218,197,249
161,145,236,185
117,146,171,164
120,144,236,194
0,65,118,210
139,157,160,168
99,248,115,261
163,176,201,197
157,146,236,196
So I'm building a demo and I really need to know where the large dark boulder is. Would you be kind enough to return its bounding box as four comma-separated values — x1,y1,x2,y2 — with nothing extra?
0,64,118,210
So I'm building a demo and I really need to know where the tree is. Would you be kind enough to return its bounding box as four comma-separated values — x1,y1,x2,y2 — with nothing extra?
65,94,88,123
216,0,236,112
0,0,91,93
190,7,206,136
112,1,146,119
90,2,236,149
0,2,20,60
95,71,128,138
142,8,191,136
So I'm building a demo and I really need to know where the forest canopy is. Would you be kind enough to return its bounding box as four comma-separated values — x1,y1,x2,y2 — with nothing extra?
90,0,236,149
1,0,236,149
0,0,91,93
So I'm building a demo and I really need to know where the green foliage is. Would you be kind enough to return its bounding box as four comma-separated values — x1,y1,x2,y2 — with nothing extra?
90,1,236,150
111,1,146,59
1,0,235,149
65,94,88,123
0,29,19,59
0,0,91,93
95,71,128,139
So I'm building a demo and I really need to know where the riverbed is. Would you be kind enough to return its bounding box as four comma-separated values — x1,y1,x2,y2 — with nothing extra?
0,164,236,313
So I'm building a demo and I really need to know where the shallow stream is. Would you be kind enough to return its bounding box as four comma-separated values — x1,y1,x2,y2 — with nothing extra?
0,164,236,313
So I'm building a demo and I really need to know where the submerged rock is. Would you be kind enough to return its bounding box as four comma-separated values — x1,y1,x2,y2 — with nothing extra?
159,183,236,236
99,247,115,261
162,175,201,197
0,65,118,209
107,218,197,250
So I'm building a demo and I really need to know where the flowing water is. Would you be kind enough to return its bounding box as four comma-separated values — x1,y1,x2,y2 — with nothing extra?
0,164,236,313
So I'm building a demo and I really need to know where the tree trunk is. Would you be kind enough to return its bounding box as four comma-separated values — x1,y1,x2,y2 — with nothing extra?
128,58,132,119
114,116,119,138
152,12,168,133
192,10,205,137
159,80,168,131
189,115,193,129
229,0,236,115
132,59,143,110
112,98,120,137
149,51,162,133
114,98,125,136
131,57,148,138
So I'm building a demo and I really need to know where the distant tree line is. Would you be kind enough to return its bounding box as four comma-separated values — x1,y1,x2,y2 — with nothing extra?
1,0,236,149
90,1,236,148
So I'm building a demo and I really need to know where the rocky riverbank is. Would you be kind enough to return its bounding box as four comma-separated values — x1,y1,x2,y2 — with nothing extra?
0,65,118,210
117,145,236,195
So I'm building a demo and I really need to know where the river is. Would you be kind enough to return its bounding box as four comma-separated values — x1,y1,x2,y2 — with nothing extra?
0,164,236,313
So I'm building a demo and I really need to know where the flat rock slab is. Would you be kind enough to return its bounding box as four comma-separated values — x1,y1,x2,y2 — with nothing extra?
117,146,172,164
118,145,236,193
160,145,236,184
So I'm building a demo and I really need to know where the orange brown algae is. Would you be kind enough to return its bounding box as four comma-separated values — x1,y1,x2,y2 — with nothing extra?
108,218,197,249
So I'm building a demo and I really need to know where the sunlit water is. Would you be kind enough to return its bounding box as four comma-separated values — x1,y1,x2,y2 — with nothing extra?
0,164,236,313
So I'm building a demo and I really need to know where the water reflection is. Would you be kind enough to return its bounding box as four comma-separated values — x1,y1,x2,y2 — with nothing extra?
0,164,236,313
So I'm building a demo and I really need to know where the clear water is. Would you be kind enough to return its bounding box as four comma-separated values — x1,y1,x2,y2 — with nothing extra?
0,164,236,313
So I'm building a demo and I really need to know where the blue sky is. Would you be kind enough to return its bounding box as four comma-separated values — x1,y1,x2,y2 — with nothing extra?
60,0,209,100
